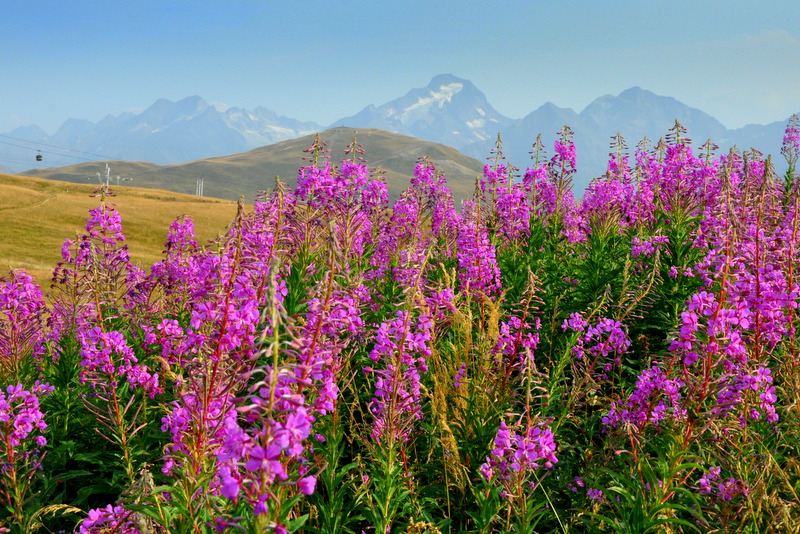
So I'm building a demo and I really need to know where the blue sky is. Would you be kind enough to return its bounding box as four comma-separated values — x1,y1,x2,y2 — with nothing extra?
2,1,799,134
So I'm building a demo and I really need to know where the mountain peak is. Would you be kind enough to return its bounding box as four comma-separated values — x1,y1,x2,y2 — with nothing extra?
618,86,647,97
427,73,470,88
331,75,512,159
616,86,674,105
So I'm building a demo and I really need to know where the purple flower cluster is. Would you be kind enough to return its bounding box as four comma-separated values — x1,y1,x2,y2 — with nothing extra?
714,365,778,424
495,183,531,243
523,164,557,220
389,194,431,291
630,235,670,257
79,504,141,534
522,163,586,243
57,203,131,272
0,381,52,527
161,388,238,476
175,251,264,363
15,122,800,529
0,382,52,454
202,276,363,514
457,201,502,297
145,168,389,525
366,311,433,443
479,419,558,488
562,314,630,380
632,141,720,226
370,190,425,284
494,315,541,371
697,466,748,501
587,487,604,502
567,475,603,501
149,216,201,308
552,132,577,177
607,140,800,444
298,282,367,415
0,271,47,380
49,201,149,353
426,287,456,323
296,160,388,216
453,362,467,389
411,159,459,241
603,364,685,429
214,394,315,515
579,167,637,232
78,327,160,397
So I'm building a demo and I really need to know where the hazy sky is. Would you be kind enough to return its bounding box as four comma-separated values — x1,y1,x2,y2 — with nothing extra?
3,1,799,134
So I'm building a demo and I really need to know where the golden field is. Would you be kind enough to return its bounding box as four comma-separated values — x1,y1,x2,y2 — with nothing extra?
0,173,241,287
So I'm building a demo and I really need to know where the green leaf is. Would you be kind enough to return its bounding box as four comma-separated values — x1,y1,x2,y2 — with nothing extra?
286,513,309,532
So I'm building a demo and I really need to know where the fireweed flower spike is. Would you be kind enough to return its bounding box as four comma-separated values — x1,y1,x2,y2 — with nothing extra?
781,114,799,175
366,310,433,444
209,267,366,524
563,314,631,380
411,158,459,243
0,382,53,526
79,326,160,397
0,271,47,383
479,418,558,505
456,201,502,298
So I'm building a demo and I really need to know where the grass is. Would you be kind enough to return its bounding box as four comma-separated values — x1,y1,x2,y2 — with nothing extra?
0,173,241,286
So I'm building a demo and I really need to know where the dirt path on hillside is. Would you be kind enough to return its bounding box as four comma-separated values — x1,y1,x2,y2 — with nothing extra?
0,193,56,212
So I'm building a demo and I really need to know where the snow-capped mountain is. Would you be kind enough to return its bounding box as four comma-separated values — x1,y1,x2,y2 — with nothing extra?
220,105,321,148
332,74,513,159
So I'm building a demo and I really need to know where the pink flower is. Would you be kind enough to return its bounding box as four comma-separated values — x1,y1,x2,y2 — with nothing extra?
297,475,317,496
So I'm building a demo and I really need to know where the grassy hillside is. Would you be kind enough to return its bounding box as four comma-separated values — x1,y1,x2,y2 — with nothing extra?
20,127,485,203
0,173,240,286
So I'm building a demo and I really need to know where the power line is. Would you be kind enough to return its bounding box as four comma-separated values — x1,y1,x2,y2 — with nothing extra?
0,133,119,161
0,155,43,168
0,140,95,163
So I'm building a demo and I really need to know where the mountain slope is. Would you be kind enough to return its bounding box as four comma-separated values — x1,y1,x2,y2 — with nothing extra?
20,128,485,203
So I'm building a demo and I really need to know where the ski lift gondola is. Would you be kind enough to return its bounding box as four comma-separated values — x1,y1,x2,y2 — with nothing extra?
36,150,42,162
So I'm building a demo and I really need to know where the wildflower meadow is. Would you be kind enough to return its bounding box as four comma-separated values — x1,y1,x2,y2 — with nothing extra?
2,115,800,533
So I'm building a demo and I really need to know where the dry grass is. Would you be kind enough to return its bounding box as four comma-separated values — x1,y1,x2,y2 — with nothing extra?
0,173,241,286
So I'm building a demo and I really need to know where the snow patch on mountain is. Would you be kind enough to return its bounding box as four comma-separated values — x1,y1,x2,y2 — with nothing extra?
400,82,464,122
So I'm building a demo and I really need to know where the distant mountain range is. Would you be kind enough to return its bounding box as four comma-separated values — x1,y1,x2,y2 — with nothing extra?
1,97,321,171
4,74,797,192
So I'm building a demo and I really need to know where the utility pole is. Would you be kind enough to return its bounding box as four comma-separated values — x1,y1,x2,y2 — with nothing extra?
92,163,130,191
